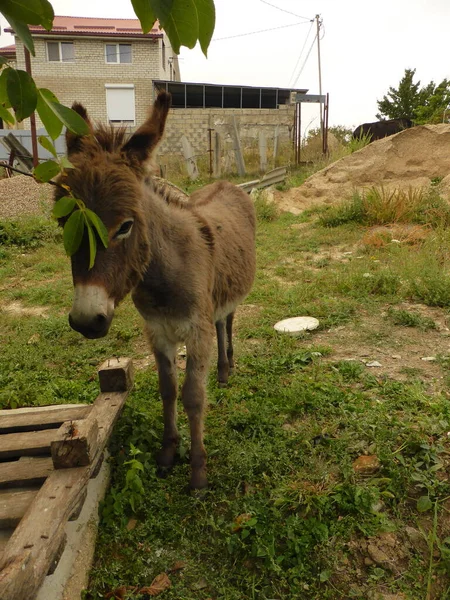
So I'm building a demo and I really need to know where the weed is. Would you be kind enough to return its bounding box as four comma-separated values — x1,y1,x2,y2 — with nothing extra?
253,191,279,222
387,308,437,330
347,131,373,153
0,215,60,249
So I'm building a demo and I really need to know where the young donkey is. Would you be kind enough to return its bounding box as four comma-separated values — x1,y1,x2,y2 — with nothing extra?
55,92,256,489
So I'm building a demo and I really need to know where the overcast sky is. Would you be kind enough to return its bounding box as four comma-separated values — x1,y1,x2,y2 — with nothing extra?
1,0,448,132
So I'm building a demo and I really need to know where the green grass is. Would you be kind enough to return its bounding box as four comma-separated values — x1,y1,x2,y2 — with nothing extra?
2,209,450,599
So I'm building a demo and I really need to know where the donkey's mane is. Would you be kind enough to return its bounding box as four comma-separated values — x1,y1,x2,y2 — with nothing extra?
93,124,129,153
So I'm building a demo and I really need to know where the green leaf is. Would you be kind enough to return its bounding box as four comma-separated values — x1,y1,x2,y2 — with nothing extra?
59,156,75,170
0,104,14,125
6,68,37,121
131,0,157,33
52,195,76,218
194,0,215,56
0,57,9,66
0,70,11,108
1,0,54,27
159,0,199,54
2,15,35,55
38,135,57,157
37,88,63,140
85,209,109,248
417,496,433,513
86,221,97,269
38,89,90,135
33,159,61,182
63,209,85,256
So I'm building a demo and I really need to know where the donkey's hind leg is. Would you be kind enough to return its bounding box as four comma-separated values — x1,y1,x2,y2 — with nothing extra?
153,344,179,471
226,312,235,374
215,319,229,387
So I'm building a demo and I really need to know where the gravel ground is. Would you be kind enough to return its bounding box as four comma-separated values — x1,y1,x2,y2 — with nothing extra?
0,175,54,220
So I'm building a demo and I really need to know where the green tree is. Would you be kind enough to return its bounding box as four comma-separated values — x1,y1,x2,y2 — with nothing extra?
376,68,450,124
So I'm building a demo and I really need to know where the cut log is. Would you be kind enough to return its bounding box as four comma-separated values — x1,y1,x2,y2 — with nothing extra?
0,429,55,460
51,418,99,469
98,357,134,392
0,457,53,488
0,404,90,434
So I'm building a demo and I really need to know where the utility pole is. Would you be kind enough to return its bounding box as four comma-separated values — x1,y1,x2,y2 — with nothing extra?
316,14,323,130
23,47,38,167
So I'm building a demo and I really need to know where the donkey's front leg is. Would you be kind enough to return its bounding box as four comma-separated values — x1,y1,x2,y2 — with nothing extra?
182,329,213,489
153,345,179,471
215,319,229,387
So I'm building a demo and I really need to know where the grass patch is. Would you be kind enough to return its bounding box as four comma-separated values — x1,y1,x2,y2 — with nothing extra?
386,308,437,330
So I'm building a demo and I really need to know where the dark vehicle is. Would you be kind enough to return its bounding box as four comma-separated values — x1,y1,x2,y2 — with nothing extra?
353,118,413,142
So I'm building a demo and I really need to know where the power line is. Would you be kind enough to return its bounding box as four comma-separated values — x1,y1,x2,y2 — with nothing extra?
213,21,310,42
288,19,314,87
258,0,312,21
292,32,317,88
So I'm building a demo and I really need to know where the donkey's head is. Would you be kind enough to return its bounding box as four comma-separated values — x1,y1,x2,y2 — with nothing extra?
55,91,171,339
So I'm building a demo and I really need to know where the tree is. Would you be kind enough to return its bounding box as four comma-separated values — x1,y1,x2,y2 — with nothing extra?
376,68,450,124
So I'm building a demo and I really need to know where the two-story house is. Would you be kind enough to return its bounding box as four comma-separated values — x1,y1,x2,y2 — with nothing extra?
1,15,181,130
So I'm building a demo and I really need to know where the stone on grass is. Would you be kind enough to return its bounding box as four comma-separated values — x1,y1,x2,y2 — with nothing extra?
274,316,319,335
366,361,382,367
352,455,380,475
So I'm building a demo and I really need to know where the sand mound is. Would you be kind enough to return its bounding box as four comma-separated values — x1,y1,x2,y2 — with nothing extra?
0,175,53,220
277,124,450,212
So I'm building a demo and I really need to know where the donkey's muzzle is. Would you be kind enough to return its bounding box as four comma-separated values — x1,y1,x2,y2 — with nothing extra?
69,312,111,339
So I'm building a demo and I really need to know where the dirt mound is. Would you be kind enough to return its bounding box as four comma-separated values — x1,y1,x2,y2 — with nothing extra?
277,124,450,212
0,175,53,220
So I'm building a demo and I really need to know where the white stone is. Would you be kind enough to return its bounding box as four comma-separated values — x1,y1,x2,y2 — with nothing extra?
421,356,436,362
366,361,382,367
274,316,319,335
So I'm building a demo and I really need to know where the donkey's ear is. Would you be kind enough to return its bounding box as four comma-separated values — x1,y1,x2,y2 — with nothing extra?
66,102,94,155
122,91,171,163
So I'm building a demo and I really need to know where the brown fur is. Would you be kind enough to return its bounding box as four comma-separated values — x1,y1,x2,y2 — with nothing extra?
55,91,256,489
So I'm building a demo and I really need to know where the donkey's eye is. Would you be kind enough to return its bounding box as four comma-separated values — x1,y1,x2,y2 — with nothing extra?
114,219,134,239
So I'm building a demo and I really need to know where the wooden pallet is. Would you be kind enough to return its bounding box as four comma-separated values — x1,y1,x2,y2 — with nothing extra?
0,357,134,600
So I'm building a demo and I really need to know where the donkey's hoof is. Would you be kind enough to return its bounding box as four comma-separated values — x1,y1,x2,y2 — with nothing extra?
156,446,177,470
156,465,171,479
189,470,208,490
218,381,228,388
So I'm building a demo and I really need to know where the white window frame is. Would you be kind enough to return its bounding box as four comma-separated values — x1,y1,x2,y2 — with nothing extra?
105,43,132,64
105,83,136,125
46,41,75,63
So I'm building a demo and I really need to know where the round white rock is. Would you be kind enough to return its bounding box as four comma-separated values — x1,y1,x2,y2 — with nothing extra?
274,316,320,335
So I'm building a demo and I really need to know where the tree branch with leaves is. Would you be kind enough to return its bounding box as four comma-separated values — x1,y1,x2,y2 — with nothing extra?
0,0,216,267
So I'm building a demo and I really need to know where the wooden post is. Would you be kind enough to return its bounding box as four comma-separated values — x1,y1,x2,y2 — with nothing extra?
213,131,222,178
180,134,199,180
259,131,267,173
23,48,38,168
230,116,246,177
273,125,280,166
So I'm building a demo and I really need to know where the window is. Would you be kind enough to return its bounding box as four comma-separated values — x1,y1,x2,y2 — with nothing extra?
105,44,132,64
105,84,135,124
47,41,74,62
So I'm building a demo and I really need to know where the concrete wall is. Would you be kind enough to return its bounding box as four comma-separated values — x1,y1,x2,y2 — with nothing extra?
14,33,179,129
158,105,295,156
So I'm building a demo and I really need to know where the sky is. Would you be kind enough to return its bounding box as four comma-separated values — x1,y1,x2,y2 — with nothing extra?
1,0,449,133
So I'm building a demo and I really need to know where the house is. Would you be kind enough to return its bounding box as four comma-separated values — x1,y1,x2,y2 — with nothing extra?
0,16,181,130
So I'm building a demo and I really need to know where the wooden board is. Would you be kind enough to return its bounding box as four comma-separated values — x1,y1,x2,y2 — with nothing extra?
0,489,38,528
0,404,90,434
0,457,53,489
0,429,55,461
0,390,132,600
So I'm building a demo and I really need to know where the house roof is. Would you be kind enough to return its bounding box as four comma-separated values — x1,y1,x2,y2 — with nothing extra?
5,15,163,39
0,44,16,58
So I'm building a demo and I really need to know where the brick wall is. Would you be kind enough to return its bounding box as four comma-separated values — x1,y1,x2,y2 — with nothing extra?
15,32,178,129
158,105,295,156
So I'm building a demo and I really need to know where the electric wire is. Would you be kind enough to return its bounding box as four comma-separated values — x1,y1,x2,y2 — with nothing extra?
258,0,312,21
291,31,317,88
288,19,314,87
213,20,310,42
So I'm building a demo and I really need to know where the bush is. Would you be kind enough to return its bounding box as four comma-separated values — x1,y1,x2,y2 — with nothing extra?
0,215,60,249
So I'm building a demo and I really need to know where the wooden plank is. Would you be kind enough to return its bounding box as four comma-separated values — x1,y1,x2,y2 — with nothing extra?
0,529,14,560
0,489,38,528
0,404,90,434
0,388,131,600
230,116,246,177
0,429,55,460
0,457,53,488
180,134,199,180
98,357,134,393
51,418,99,469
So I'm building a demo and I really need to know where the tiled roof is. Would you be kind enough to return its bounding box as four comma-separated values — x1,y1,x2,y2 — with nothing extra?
5,15,162,38
0,44,16,56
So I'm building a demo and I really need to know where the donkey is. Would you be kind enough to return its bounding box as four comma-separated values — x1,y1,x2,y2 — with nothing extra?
55,91,256,489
